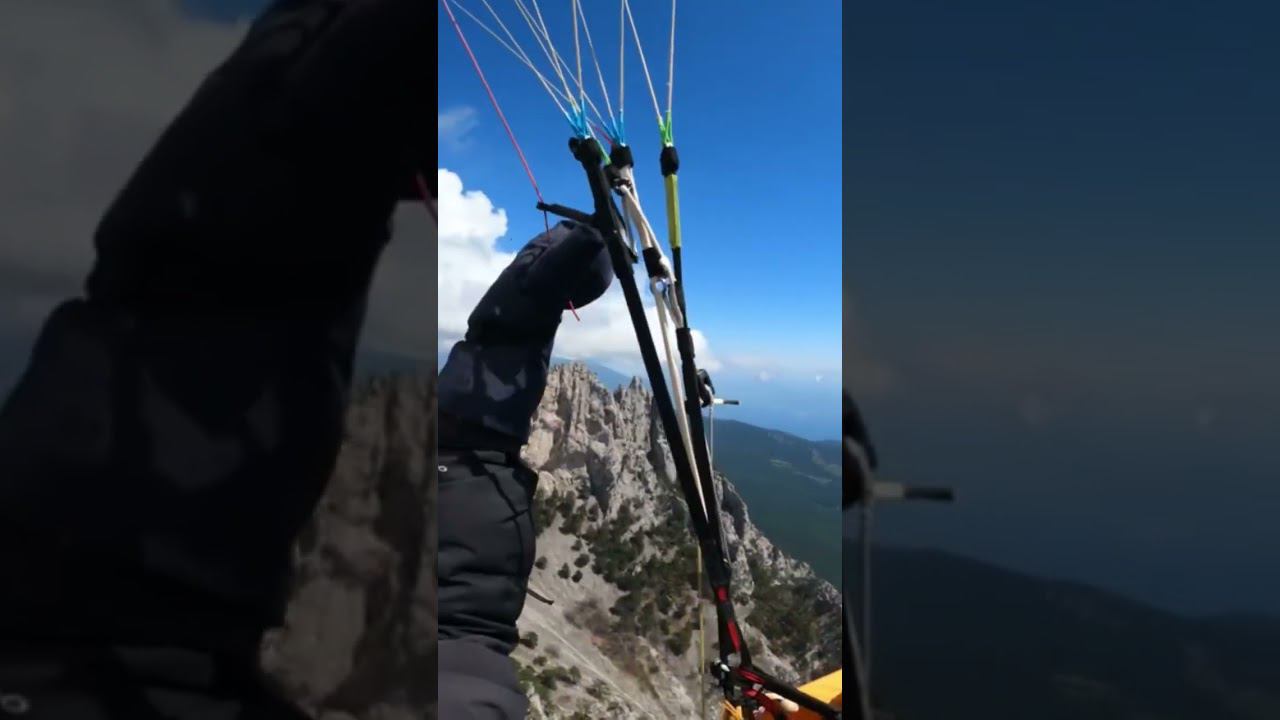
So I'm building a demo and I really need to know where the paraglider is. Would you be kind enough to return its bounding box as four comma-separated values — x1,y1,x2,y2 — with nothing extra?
441,1,846,717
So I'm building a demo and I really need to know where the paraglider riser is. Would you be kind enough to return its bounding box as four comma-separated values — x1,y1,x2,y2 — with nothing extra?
532,136,842,720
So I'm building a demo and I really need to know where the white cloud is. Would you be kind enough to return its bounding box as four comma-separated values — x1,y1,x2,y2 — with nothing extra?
714,353,836,386
553,296,721,376
438,106,478,150
436,168,720,376
436,168,512,341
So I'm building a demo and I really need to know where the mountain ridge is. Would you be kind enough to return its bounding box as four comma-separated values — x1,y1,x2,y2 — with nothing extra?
252,361,1279,720
860,543,1280,719
515,362,841,719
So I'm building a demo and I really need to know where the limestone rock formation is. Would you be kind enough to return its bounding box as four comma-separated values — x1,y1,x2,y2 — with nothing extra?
260,363,836,720
519,364,840,720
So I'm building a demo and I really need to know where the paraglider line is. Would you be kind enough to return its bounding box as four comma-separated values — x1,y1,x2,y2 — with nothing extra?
441,0,544,205
442,0,559,309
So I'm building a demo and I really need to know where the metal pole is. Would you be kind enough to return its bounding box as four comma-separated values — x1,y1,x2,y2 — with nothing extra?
700,399,713,720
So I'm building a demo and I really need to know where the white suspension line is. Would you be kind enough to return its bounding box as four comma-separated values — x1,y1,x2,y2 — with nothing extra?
571,0,584,112
455,0,570,116
654,286,705,518
622,0,664,126
468,0,616,133
515,0,616,136
512,0,577,113
527,0,581,113
575,0,616,126
614,0,624,121
612,176,707,520
618,0,626,121
538,36,616,136
666,0,676,117
477,0,542,76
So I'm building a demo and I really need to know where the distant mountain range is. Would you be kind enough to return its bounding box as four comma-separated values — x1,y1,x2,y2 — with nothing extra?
550,357,638,390
399,356,1280,718
432,348,842,584
432,349,640,391
706,419,842,583
860,544,1280,720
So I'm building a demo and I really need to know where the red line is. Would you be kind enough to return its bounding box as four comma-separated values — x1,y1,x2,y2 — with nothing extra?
590,120,615,148
440,0,544,203
441,0,580,321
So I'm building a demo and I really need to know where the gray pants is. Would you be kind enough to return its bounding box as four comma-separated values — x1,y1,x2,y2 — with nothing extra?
437,450,539,719
439,639,529,720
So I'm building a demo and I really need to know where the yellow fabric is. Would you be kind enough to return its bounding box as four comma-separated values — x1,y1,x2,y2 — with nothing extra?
664,174,682,249
718,669,843,719
789,669,843,719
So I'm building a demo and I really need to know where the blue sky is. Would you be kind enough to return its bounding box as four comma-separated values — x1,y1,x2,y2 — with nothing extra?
847,0,1280,615
439,1,844,438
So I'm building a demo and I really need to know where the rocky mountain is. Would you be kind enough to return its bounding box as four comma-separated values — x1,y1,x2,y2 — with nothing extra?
436,348,638,390
255,362,837,720
863,545,1280,720
516,363,842,720
707,419,843,584
244,360,1279,720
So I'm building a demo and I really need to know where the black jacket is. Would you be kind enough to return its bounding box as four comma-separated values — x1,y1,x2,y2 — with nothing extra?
0,0,430,658
439,220,614,449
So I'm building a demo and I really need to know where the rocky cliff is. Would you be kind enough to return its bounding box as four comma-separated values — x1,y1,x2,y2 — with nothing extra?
259,363,838,720
517,363,840,720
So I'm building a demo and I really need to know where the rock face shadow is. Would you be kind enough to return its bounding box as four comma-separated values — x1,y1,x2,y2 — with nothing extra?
261,370,438,720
